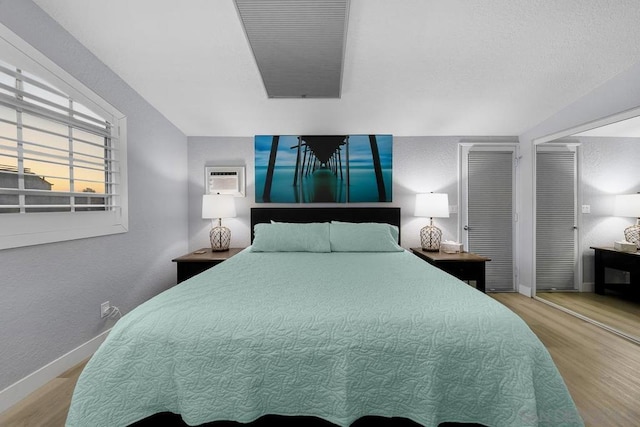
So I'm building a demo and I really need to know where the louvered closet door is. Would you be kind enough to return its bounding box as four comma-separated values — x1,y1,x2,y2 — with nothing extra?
464,149,515,291
536,146,578,291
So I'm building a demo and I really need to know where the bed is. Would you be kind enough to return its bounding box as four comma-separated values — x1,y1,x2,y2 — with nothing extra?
66,207,583,427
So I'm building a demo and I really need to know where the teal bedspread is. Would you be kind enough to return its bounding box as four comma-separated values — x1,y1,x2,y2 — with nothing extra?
66,249,583,427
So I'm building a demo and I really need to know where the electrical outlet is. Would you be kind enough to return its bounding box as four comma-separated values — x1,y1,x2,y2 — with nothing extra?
100,301,110,318
581,205,591,214
449,205,458,214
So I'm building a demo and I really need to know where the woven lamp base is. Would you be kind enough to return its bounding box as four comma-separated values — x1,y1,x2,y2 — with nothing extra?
624,223,640,249
210,226,231,251
420,225,442,252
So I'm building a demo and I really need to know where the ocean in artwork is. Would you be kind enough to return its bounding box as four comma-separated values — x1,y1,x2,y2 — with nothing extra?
255,166,299,203
254,166,392,203
347,134,392,202
254,135,300,203
346,167,392,203
255,134,392,203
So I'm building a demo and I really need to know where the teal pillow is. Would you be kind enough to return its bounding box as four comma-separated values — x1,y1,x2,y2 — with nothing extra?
251,222,331,252
329,222,403,252
331,221,399,243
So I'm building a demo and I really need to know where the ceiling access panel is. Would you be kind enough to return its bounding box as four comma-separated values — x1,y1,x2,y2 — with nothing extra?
235,0,349,98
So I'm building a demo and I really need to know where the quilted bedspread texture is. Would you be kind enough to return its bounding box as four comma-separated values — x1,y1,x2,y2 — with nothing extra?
66,249,583,427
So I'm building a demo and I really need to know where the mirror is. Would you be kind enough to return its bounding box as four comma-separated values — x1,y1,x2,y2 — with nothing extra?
534,114,640,343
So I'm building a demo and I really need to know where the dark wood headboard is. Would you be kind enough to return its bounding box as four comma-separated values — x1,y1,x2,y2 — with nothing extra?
250,207,401,243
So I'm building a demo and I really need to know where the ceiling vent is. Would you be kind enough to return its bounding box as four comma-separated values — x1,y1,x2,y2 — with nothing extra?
235,0,349,98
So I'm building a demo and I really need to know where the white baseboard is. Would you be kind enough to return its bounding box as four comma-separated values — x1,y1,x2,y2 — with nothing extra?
0,329,110,414
581,282,594,292
518,284,532,297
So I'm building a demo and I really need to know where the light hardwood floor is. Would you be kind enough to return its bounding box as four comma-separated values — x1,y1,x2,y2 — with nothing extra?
0,360,88,427
492,293,640,426
1,293,639,427
536,291,640,340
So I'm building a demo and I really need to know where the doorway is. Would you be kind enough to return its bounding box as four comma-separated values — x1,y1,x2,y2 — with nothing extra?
460,144,517,292
535,144,580,291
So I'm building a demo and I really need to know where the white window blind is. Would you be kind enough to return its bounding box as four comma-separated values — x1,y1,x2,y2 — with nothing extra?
0,60,119,213
536,148,577,290
0,23,127,250
467,150,514,291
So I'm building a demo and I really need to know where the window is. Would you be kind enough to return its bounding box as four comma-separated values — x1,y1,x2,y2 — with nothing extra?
0,23,127,250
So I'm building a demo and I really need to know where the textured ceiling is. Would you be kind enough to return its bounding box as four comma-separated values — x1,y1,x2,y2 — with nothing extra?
32,0,640,137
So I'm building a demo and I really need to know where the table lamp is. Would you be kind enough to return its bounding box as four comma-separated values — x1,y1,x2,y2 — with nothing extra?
614,193,640,249
202,194,236,251
415,193,449,251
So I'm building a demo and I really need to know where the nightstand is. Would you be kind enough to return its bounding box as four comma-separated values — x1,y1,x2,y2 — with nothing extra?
172,247,244,283
410,248,491,292
591,246,640,295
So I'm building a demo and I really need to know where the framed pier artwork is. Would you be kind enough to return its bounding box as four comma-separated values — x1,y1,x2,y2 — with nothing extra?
255,135,392,203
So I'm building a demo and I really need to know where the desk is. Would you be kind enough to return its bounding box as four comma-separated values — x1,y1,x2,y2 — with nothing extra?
591,246,640,295
410,248,491,292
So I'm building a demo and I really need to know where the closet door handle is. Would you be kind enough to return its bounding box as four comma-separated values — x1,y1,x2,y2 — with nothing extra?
464,225,470,231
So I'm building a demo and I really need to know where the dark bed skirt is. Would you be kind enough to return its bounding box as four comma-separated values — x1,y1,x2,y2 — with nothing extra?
129,412,484,427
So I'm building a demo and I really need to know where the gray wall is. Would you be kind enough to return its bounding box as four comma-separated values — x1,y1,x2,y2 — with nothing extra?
579,136,640,284
187,136,463,251
0,0,188,390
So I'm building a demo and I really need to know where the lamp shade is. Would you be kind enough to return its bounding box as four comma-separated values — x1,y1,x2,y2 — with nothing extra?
614,194,640,218
415,193,450,218
202,194,237,219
